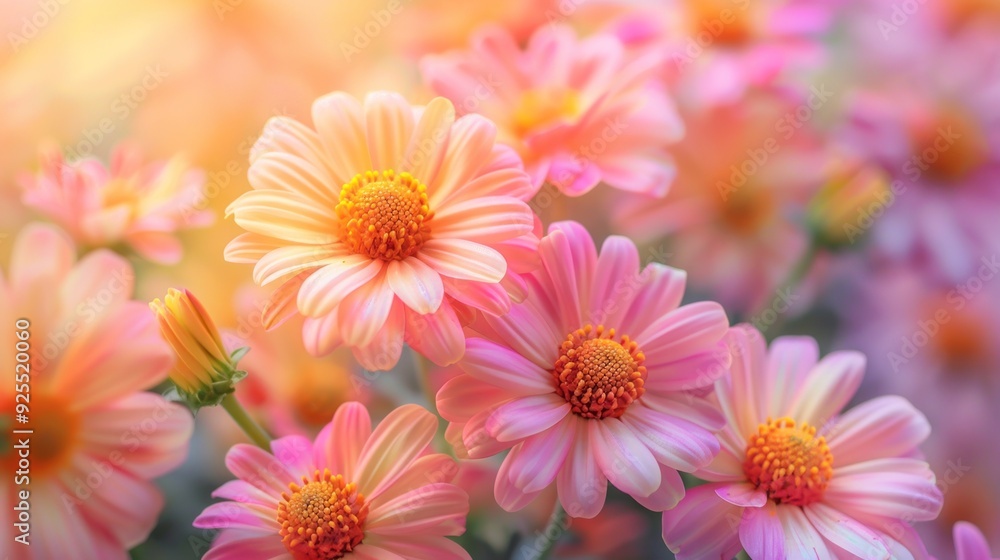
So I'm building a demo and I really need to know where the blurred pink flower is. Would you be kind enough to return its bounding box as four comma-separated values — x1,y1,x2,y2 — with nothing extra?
18,146,212,264
194,402,471,560
0,223,193,560
421,25,683,197
613,93,824,314
839,27,1000,281
663,325,942,559
437,221,731,518
224,91,539,371
954,521,999,560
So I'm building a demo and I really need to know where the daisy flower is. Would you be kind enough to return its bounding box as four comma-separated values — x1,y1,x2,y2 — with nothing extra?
662,325,943,559
421,25,683,197
194,402,471,560
18,145,212,264
436,221,731,518
225,91,538,371
953,521,998,560
0,223,193,559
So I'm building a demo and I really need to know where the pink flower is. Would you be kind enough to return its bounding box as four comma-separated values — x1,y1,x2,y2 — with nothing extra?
662,325,943,559
225,91,539,371
18,145,212,264
421,25,683,197
612,93,824,314
194,402,471,560
954,522,998,560
437,221,731,518
0,223,193,560
838,27,1000,281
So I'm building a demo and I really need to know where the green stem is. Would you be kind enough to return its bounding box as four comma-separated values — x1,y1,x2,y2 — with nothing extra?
530,503,568,560
220,393,271,450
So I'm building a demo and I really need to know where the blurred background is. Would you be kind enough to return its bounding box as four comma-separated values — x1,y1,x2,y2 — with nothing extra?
2,0,999,558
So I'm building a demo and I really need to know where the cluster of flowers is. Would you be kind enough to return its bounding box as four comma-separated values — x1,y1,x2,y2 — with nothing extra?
5,0,1000,559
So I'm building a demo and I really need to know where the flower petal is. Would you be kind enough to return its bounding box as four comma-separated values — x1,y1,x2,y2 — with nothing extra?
418,238,507,282
387,257,444,314
364,91,415,171
486,393,570,442
312,91,371,184
313,401,371,482
297,256,382,317
356,404,438,498
739,500,785,560
826,396,931,466
589,418,660,498
662,483,743,560
459,338,555,396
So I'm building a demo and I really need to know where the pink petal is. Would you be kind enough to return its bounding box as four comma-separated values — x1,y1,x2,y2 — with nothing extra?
313,401,371,482
367,483,468,537
459,338,555,396
224,232,284,264
53,303,172,408
494,448,546,512
954,522,993,560
297,256,382,317
337,268,395,347
486,393,570,442
739,500,786,560
302,311,344,357
715,482,768,508
128,229,184,264
78,392,193,479
269,435,314,476
621,263,687,335
250,116,338,183
827,396,931,466
248,151,337,207
210,480,278,507
403,301,465,366
436,375,518,422
428,113,498,206
461,406,515,459
621,404,720,472
539,221,597,329
788,350,865,428
418,238,507,283
803,503,889,559
589,419,660,498
556,417,608,518
203,530,289,560
355,404,438,499
777,506,833,560
402,97,455,184
432,196,534,243
715,325,770,442
263,271,310,330
643,342,732,393
586,235,640,327
193,502,278,532
824,460,942,522
225,444,296,497
252,244,346,286
368,454,458,505
364,91,415,171
480,279,562,367
503,418,574,493
636,302,730,364
226,190,337,244
58,249,132,323
352,299,405,370
443,278,511,316
763,336,819,418
370,536,472,560
311,91,371,184
632,464,686,511
387,257,444,314
662,483,743,560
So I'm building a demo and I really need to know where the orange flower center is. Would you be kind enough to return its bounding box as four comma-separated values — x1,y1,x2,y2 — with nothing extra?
910,104,989,184
277,469,368,560
552,325,646,419
688,0,756,46
743,417,834,506
336,170,432,261
2,391,79,479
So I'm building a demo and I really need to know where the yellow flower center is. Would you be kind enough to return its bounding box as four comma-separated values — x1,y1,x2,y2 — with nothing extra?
512,88,582,137
336,170,432,261
277,469,367,560
688,0,756,46
552,325,646,419
910,104,989,184
743,417,834,506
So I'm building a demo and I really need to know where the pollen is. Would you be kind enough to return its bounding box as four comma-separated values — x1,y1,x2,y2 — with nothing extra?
336,170,432,261
743,417,834,506
276,469,367,560
552,324,646,419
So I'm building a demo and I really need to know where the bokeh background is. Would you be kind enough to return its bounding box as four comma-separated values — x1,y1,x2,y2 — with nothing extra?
2,0,999,558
